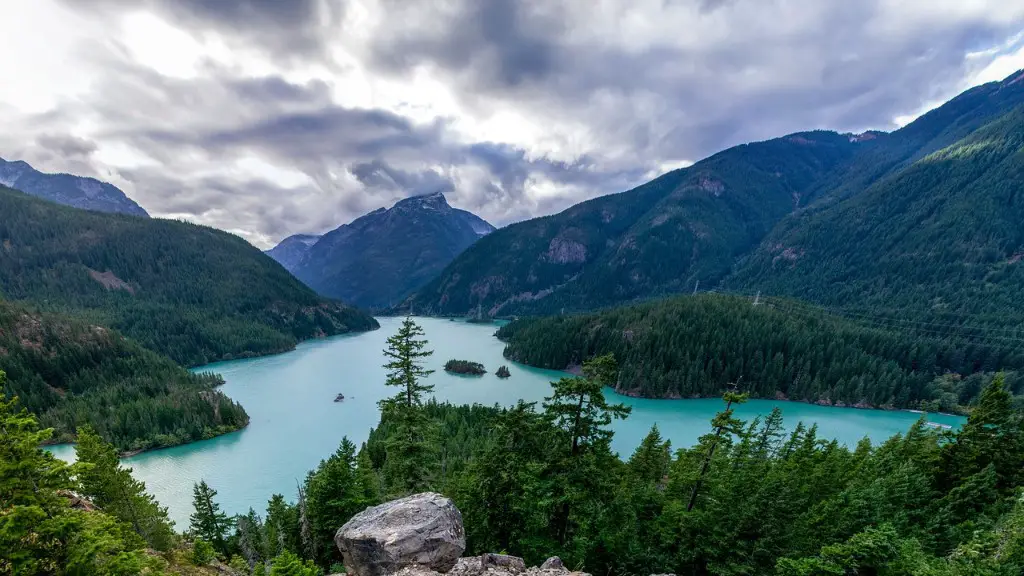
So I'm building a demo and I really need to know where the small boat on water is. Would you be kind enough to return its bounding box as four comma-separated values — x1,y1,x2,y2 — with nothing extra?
334,393,345,402
924,421,952,430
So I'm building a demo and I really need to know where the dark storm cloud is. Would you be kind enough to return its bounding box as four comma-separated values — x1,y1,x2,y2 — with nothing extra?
61,0,345,59
371,0,564,90
31,0,1024,246
364,0,1024,161
35,134,98,159
350,160,455,196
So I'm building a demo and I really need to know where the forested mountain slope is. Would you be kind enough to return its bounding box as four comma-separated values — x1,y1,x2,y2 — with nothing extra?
406,70,1024,319
497,294,1024,409
406,131,856,316
0,156,149,216
729,98,1024,327
0,300,247,452
0,186,378,366
284,192,495,309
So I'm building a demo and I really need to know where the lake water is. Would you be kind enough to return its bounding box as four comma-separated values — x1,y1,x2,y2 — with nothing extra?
48,316,964,527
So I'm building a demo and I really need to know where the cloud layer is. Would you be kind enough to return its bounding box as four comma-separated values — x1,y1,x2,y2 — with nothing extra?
2,0,1023,246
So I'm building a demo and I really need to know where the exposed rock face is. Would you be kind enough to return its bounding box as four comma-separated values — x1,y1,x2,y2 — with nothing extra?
539,558,564,571
335,492,466,576
416,553,586,576
0,157,148,216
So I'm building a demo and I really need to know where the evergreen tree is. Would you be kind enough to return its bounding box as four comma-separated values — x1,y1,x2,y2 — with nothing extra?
74,424,176,551
304,437,372,567
269,550,321,576
543,353,631,550
190,479,231,554
378,318,438,495
0,383,158,574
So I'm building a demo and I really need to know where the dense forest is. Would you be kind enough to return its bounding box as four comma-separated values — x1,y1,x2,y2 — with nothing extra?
404,71,1024,336
24,320,1015,576
0,301,248,452
496,294,1024,410
730,103,1024,329
0,185,378,367
6,321,1023,574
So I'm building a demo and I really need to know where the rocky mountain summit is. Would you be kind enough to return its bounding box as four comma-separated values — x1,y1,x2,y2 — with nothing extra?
0,157,148,216
270,192,495,309
334,493,593,576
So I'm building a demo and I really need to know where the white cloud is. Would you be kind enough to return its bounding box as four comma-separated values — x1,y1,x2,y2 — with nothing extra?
1,0,1023,248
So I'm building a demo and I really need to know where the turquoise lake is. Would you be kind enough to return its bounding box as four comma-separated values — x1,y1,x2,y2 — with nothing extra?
48,316,964,527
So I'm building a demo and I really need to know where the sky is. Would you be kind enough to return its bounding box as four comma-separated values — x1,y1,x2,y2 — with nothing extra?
2,1,1024,248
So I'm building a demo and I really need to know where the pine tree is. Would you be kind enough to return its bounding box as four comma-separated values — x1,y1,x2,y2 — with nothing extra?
305,437,370,567
543,353,631,547
687,388,748,511
0,382,157,574
74,425,176,551
269,550,321,576
378,317,438,495
190,479,231,553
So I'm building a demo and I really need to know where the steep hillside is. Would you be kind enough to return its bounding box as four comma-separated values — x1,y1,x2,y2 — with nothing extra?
0,300,248,452
0,186,378,366
285,192,495,309
406,70,1024,320
0,157,149,216
265,233,321,272
405,132,856,316
729,98,1024,329
497,294,1024,409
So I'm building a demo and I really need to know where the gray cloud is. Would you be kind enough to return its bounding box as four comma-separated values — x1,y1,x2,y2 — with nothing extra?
12,1,1024,248
62,0,346,61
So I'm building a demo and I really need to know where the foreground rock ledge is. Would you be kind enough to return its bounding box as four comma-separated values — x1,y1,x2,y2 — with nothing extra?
335,492,466,576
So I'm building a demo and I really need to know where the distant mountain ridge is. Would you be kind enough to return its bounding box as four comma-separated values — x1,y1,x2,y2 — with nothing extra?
266,233,322,271
0,185,378,367
0,157,148,216
268,192,495,309
404,69,1024,324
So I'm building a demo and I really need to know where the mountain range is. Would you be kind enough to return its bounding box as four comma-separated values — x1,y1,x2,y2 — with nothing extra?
267,191,494,309
404,70,1024,328
0,157,148,216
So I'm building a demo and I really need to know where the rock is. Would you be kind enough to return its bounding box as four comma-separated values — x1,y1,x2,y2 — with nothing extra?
539,557,565,571
335,492,466,576
481,554,526,573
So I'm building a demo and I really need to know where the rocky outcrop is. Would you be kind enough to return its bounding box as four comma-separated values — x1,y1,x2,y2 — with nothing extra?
336,495,591,576
403,553,587,576
335,492,466,576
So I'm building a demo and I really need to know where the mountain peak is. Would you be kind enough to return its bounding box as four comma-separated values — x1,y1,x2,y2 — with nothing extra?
0,157,148,217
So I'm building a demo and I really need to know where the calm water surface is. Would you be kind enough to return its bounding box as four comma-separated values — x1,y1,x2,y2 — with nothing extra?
48,316,963,526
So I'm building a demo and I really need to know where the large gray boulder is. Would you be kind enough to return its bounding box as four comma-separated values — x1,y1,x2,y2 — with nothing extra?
335,492,466,576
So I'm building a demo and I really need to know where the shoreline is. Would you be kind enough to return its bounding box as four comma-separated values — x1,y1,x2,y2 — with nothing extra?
43,421,250,459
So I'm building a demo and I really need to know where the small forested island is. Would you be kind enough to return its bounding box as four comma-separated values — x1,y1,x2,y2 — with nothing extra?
495,365,511,378
445,359,486,375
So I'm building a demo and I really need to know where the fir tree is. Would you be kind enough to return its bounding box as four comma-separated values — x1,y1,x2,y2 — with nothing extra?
74,424,176,551
190,479,231,554
378,317,438,495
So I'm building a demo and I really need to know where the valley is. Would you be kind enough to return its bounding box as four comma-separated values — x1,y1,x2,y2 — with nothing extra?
48,317,963,527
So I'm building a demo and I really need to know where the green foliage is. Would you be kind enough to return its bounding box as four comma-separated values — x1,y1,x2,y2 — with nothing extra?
190,480,231,554
303,438,375,567
268,550,321,576
731,101,1024,334
0,300,249,451
75,425,176,550
190,539,216,566
498,294,1022,408
406,131,857,317
0,382,161,575
444,359,486,375
378,318,438,495
0,185,378,367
